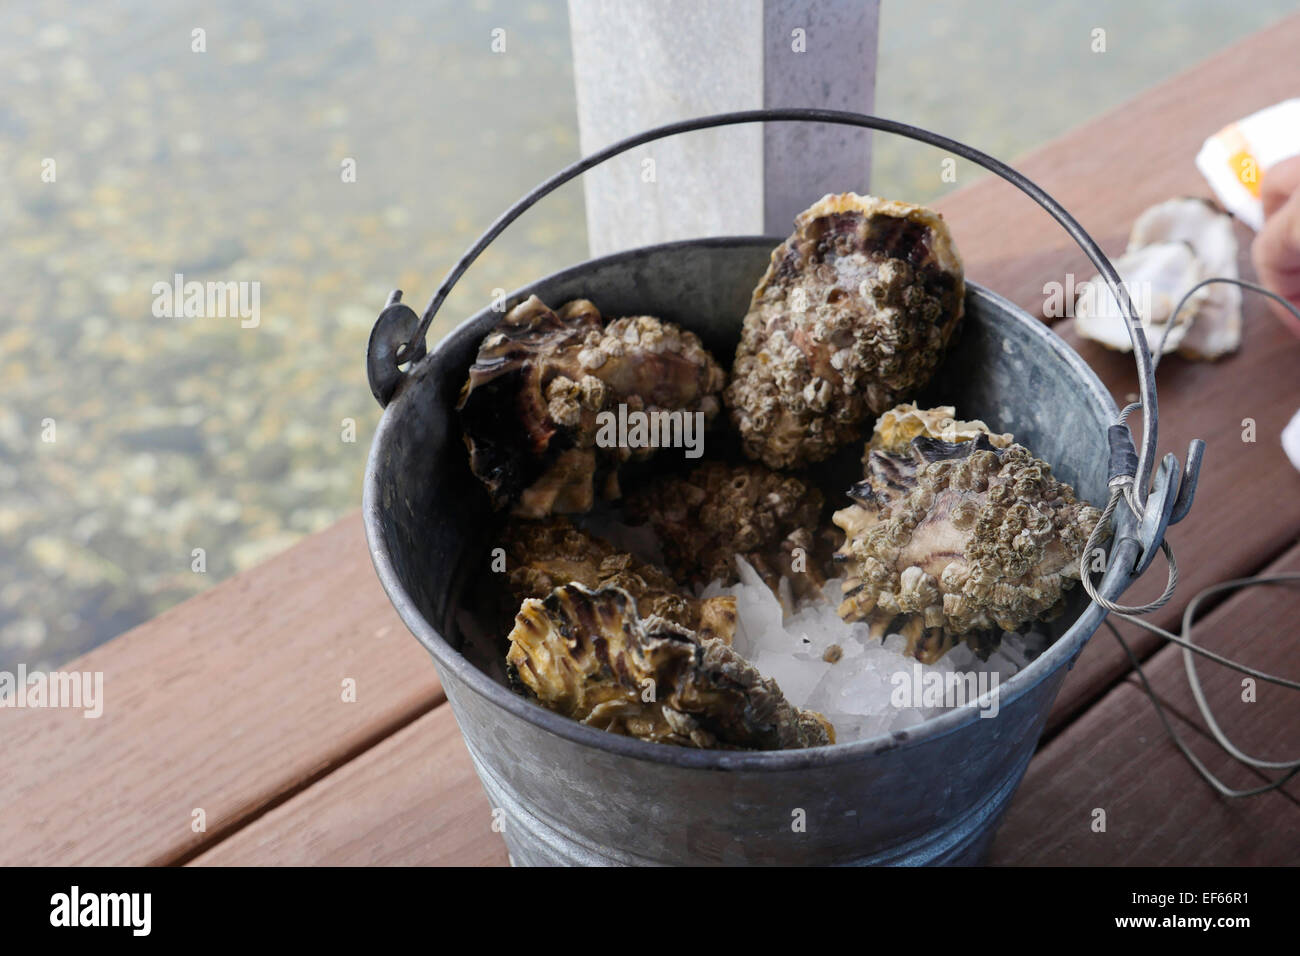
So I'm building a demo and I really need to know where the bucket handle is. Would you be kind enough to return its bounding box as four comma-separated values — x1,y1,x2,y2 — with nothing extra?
367,108,1199,566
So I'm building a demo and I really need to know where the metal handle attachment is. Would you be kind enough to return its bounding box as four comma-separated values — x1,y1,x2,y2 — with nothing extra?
366,290,425,406
366,108,1202,560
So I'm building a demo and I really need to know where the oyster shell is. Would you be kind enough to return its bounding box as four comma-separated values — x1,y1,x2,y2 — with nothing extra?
864,402,1012,466
726,193,965,469
623,460,833,607
458,296,726,517
506,583,834,749
503,517,737,644
1074,241,1205,354
833,405,1101,663
1074,197,1241,360
1131,198,1241,360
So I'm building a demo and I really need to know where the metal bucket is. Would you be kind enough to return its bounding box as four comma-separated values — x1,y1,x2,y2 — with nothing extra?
362,111,1200,865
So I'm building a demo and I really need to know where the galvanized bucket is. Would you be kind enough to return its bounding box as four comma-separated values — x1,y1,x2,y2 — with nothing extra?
362,111,1200,865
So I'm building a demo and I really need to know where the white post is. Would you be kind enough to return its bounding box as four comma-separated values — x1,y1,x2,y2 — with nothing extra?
569,0,880,257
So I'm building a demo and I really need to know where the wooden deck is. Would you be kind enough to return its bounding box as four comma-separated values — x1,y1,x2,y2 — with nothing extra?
4,17,1299,867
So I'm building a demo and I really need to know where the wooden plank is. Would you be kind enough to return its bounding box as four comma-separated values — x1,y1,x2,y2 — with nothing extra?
991,542,1300,865
994,680,1300,865
1110,541,1300,804
1039,309,1300,734
0,512,443,866
190,704,508,867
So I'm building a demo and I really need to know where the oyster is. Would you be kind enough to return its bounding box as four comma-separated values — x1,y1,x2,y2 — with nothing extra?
726,193,965,469
833,405,1101,663
1130,198,1241,360
506,583,834,749
623,460,833,607
458,296,726,517
503,518,737,644
1075,241,1205,354
864,402,1012,467
1074,197,1241,360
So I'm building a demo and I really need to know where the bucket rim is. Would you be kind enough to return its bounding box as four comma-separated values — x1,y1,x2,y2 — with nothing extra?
363,235,1127,771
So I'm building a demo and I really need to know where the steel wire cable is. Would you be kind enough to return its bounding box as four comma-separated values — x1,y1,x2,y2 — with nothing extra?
1083,277,1300,797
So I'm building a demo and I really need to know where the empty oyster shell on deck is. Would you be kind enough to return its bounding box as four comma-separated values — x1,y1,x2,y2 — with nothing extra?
503,517,737,645
623,460,833,610
1131,197,1242,360
833,405,1101,663
1074,197,1241,360
1074,241,1205,354
506,583,834,750
726,193,965,469
458,296,726,517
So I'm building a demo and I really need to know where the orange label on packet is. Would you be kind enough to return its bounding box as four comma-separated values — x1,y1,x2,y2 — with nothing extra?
1221,125,1260,197
1196,100,1300,229
1229,150,1261,196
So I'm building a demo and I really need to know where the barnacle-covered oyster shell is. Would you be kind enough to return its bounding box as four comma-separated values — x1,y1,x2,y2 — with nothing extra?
726,193,965,469
865,403,1012,465
506,583,834,749
503,518,737,644
833,406,1101,663
623,461,833,607
458,296,726,517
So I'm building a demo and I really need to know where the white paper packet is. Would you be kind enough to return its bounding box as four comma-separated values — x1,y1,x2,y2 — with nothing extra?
1195,98,1300,231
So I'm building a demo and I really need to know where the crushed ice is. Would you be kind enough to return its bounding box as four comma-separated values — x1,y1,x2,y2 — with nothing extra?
703,557,1048,743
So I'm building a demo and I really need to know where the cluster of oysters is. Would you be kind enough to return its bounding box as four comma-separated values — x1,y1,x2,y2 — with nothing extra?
456,193,1102,751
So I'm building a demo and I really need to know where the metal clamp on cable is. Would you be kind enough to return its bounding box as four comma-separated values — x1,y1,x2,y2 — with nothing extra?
1083,413,1203,615
1106,422,1138,494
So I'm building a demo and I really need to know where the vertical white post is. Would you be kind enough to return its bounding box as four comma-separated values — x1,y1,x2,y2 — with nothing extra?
761,0,880,236
568,0,880,257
